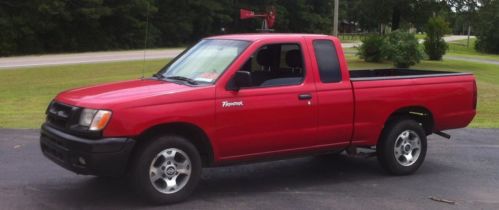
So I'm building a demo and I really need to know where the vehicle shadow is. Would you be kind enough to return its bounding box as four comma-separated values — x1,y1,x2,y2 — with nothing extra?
41,155,386,207
40,154,447,208
196,155,383,195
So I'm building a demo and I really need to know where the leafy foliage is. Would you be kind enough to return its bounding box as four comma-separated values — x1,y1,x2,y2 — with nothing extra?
383,31,423,68
424,16,450,60
357,35,385,62
424,39,448,60
0,0,342,56
475,0,499,54
0,0,490,56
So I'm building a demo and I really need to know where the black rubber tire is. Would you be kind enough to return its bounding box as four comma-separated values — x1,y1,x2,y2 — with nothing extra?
129,135,202,204
377,118,427,175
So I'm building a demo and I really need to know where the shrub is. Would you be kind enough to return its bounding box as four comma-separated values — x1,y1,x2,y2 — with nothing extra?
357,35,385,62
424,38,448,60
383,30,423,68
475,0,499,54
424,16,450,60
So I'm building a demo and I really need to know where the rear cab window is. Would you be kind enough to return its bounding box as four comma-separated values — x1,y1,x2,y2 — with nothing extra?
313,40,342,83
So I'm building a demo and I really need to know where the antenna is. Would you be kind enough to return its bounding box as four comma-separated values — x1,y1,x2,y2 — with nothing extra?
142,2,150,79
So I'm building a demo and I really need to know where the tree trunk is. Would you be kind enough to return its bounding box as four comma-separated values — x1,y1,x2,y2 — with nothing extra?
391,5,400,31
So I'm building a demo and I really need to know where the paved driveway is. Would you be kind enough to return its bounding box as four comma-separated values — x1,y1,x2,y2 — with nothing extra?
0,128,498,209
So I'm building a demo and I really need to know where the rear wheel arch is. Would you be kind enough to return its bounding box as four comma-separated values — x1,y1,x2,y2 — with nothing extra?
383,106,434,135
133,122,214,167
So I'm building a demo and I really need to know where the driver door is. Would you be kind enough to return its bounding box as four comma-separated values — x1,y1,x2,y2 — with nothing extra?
214,39,318,161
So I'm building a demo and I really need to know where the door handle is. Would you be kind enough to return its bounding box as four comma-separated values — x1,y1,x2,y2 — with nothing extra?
298,93,312,100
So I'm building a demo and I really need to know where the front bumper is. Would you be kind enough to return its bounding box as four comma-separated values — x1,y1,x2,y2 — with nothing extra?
40,123,135,176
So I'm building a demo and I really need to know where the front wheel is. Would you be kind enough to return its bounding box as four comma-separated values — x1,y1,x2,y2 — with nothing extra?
377,118,427,175
130,135,202,204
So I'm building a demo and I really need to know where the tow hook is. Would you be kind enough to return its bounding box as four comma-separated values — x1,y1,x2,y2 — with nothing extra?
434,131,451,139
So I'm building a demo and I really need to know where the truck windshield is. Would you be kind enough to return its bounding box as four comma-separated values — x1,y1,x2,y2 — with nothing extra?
156,39,250,84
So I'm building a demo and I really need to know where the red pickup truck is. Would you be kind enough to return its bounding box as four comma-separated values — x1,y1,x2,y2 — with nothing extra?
40,34,477,203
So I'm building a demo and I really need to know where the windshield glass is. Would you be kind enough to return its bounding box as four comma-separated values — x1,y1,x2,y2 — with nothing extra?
157,39,250,84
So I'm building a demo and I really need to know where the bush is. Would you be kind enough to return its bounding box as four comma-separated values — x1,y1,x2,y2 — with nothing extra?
383,30,423,68
475,0,499,54
424,39,448,60
357,35,385,62
424,16,450,60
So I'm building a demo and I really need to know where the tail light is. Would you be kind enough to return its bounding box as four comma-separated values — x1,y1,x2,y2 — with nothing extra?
472,80,477,110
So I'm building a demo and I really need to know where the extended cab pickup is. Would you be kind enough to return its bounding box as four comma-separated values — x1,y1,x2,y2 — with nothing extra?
40,34,477,203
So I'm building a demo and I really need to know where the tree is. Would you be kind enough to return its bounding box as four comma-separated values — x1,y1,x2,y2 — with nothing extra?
0,0,45,55
357,35,385,62
0,1,18,56
0,0,476,56
424,16,451,60
408,0,453,31
446,0,480,36
474,0,499,54
384,30,423,68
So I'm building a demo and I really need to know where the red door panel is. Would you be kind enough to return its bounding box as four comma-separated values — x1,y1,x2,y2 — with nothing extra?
215,84,317,159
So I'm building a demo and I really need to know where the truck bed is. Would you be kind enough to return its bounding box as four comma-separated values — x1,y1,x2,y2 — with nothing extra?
349,69,471,81
348,68,476,146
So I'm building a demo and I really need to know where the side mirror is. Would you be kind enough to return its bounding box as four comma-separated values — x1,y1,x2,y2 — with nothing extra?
228,71,252,91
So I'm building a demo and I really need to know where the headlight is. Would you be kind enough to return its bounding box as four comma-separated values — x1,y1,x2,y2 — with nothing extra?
79,109,112,131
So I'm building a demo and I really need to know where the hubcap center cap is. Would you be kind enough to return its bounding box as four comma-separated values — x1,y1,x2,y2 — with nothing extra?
404,144,411,152
165,166,176,176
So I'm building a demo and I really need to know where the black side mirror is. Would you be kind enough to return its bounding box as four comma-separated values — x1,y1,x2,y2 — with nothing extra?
228,71,252,91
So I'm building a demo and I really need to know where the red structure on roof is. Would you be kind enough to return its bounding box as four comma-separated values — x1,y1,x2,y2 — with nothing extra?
240,7,276,31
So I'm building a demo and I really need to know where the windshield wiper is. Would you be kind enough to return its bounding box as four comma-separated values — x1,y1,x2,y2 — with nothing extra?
152,73,165,79
165,76,199,85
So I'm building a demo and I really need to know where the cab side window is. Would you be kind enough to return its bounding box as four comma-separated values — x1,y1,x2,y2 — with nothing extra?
239,43,305,88
313,40,341,83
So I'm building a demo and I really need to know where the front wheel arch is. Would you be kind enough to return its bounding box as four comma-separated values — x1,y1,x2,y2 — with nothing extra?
133,122,215,168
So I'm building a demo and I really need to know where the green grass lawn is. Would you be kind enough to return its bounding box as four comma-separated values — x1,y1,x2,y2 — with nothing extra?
0,56,498,128
448,38,499,61
0,60,168,128
415,33,427,40
338,35,363,43
339,33,427,43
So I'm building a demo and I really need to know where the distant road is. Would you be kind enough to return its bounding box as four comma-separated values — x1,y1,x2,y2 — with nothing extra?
0,49,185,69
445,55,499,65
0,35,472,69
442,35,475,42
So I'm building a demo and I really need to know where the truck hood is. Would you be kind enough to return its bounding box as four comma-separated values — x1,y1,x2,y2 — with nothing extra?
55,79,205,109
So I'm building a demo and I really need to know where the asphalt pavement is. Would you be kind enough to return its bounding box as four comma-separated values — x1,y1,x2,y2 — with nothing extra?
1,128,498,209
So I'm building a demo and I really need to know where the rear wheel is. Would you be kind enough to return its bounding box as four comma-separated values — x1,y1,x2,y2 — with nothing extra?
377,118,427,175
130,135,202,204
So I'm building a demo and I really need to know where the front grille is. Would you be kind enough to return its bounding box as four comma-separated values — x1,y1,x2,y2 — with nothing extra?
46,102,79,129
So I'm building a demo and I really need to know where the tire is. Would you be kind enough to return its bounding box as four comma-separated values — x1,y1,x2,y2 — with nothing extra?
377,118,427,175
129,135,202,204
